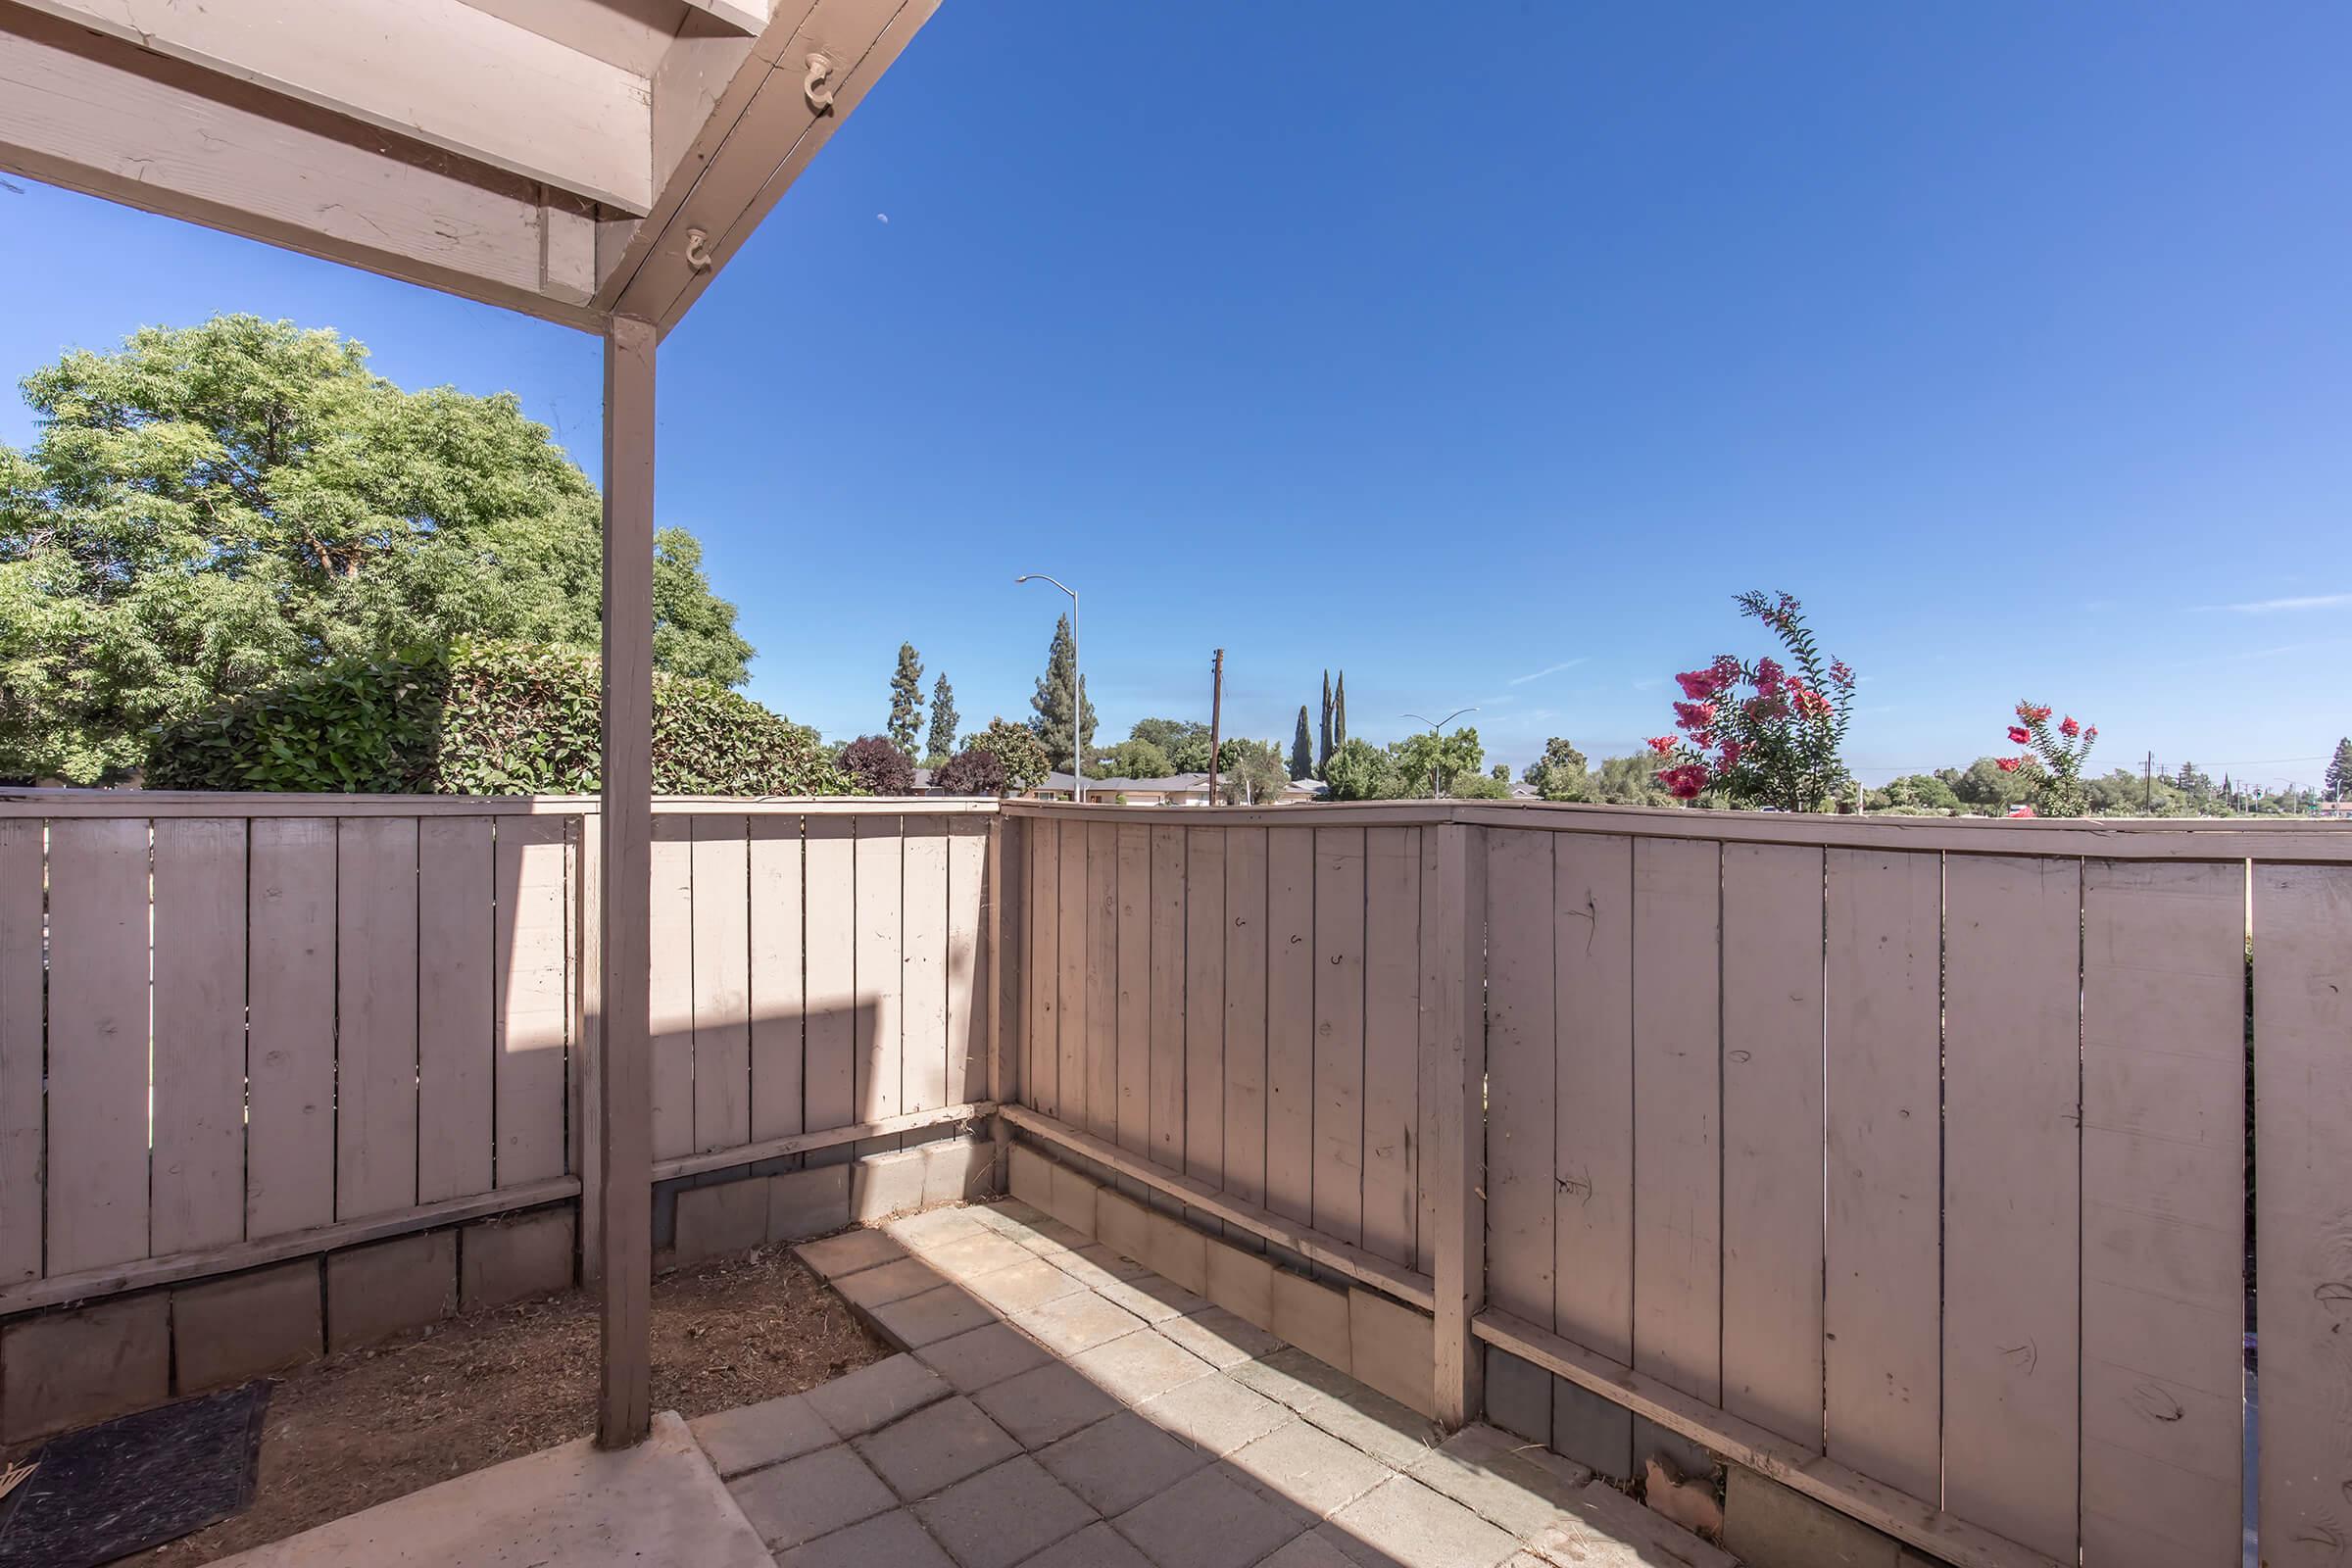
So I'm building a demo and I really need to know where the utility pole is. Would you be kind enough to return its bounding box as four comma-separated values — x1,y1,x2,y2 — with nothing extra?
2143,750,2154,811
1207,649,1224,807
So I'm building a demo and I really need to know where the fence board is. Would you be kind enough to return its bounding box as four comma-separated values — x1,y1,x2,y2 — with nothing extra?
1265,825,1314,1224
1631,836,1722,1406
1485,828,1555,1325
150,819,248,1255
335,816,419,1220
0,821,41,1281
1084,820,1116,1141
416,817,493,1203
946,817,986,1107
247,818,337,1239
496,815,569,1186
690,815,751,1152
1311,827,1365,1243
904,817,952,1117
804,818,857,1134
1823,847,1941,1503
649,817,695,1160
1024,817,1057,1118
1362,825,1419,1268
856,815,905,1128
1149,824,1186,1172
1186,826,1228,1186
1943,855,2081,1560
1414,828,1446,1279
2254,862,2352,1561
1055,817,1086,1134
748,816,805,1140
1719,841,1824,1452
2080,859,2243,1568
1552,833,1636,1360
1222,825,1269,1207
1114,823,1151,1154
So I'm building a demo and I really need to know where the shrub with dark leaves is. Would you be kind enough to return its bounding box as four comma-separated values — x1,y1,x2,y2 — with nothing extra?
934,746,1007,797
838,735,916,795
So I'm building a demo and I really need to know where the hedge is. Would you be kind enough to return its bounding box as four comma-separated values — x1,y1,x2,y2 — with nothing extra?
147,639,851,796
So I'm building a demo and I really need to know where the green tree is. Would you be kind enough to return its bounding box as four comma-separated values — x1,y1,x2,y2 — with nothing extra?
970,716,1052,791
1333,671,1348,750
1449,770,1512,800
887,643,924,754
1027,613,1096,770
1523,737,1589,802
0,315,750,784
1491,762,1510,782
1128,716,1207,756
1873,773,1962,812
1102,738,1171,779
1216,739,1292,804
1318,670,1333,773
1592,751,1673,807
2328,738,2352,800
1392,726,1484,797
924,671,958,762
1321,737,1396,801
1290,706,1313,780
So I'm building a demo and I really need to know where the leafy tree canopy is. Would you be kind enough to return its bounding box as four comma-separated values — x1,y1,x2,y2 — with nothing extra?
1391,726,1484,798
1102,738,1172,779
1215,738,1290,805
0,315,750,783
970,716,1053,791
1320,738,1395,802
1523,737,1589,802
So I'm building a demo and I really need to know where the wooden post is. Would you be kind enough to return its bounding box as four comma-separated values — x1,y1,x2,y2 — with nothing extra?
574,814,604,1283
596,315,656,1449
1432,820,1487,1428
987,812,1023,1184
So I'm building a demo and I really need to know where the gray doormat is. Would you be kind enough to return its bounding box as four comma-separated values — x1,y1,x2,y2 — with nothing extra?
0,1381,270,1568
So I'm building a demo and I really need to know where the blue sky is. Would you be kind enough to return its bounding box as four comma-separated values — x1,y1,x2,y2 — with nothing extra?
4,3,2349,786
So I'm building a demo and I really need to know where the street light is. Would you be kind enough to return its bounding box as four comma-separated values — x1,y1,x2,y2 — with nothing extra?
1015,573,1082,803
1400,707,1477,799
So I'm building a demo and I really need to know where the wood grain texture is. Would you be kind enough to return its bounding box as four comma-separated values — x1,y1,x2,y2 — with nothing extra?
1113,824,1151,1154
648,815,696,1161
1551,833,1635,1362
1942,855,2081,1561
1055,815,1086,1133
497,814,570,1184
689,813,751,1152
903,816,952,1116
1414,828,1446,1280
246,818,337,1240
1222,825,1270,1207
1429,824,1488,1426
1148,824,1186,1172
0,820,41,1282
416,816,493,1204
335,815,419,1220
748,815,805,1140
2080,859,2244,1568
1630,835,1722,1406
1483,828,1555,1326
1023,816,1056,1118
1264,825,1314,1224
945,816,986,1107
1083,820,1116,1141
1361,826,1419,1268
150,818,248,1254
1310,827,1365,1242
2253,862,2352,1562
1823,848,1942,1504
855,814,905,1127
1719,841,1825,1452
1186,826,1228,1186
803,816,858,1134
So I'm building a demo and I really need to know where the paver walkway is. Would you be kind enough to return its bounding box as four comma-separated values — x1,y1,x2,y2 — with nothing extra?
704,1198,1736,1568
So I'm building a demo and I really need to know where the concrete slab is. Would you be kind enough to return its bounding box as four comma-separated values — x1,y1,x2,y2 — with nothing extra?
1135,1372,1291,1456
326,1231,457,1351
172,1260,323,1393
834,1254,952,1309
914,1454,1095,1568
916,1322,1054,1394
1102,1272,1213,1324
689,1391,835,1478
1066,1328,1218,1404
805,1352,953,1438
1158,1305,1282,1370
1010,1287,1148,1354
213,1411,769,1568
775,1506,956,1568
1037,1408,1210,1516
1203,1241,1276,1332
1226,1420,1394,1519
1325,1474,1522,1568
1407,1423,1594,1540
1525,1482,1739,1568
766,1164,852,1243
913,1229,1034,1282
869,1283,999,1348
853,1394,1022,1500
971,1360,1122,1448
1021,1520,1157,1568
795,1227,907,1279
1113,1463,1311,1568
1054,1241,1152,1289
727,1443,898,1552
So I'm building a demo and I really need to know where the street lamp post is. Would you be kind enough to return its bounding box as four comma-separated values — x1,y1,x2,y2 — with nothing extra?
1016,573,1082,803
1400,708,1477,799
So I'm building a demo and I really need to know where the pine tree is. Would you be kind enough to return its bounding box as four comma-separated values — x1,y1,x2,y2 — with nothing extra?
2177,760,2196,791
1290,707,1314,781
887,643,924,754
1318,670,1333,773
1028,613,1096,770
1333,671,1348,749
925,673,958,761
2328,738,2352,800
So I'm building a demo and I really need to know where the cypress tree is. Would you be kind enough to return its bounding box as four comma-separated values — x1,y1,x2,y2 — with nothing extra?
887,643,924,754
1318,670,1333,772
925,673,958,761
1333,671,1348,749
1290,707,1313,780
1028,613,1096,770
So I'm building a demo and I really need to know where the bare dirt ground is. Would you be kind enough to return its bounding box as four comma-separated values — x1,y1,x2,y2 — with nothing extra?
139,1245,886,1563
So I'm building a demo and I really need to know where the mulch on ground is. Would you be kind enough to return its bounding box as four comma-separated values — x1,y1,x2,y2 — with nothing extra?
132,1245,887,1563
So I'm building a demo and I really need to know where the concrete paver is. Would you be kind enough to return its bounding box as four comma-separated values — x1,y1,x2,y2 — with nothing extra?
915,1454,1096,1568
687,1391,833,1478
776,1506,958,1568
806,1352,953,1438
919,1320,1055,1393
855,1394,1024,1499
726,1444,896,1551
973,1360,1123,1448
1324,1474,1523,1568
1036,1408,1211,1516
1113,1464,1311,1568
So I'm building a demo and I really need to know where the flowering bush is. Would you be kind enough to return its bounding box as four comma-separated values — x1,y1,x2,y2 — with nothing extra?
1998,703,2096,816
1652,591,1855,810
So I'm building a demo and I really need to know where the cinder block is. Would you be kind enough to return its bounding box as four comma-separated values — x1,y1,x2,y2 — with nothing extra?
1724,1464,1901,1568
1203,1240,1275,1331
1145,1210,1207,1295
327,1230,457,1351
1045,1160,1098,1236
852,1148,930,1223
1270,1269,1351,1373
922,1138,993,1206
676,1176,769,1263
461,1207,577,1311
1092,1189,1149,1262
1553,1374,1634,1481
172,1259,323,1393
1484,1347,1550,1445
768,1164,852,1242
1009,1145,1054,1210
2,1296,171,1442
1348,1289,1436,1417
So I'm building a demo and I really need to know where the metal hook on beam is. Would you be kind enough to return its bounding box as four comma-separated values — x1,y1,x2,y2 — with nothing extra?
684,228,714,272
804,53,837,115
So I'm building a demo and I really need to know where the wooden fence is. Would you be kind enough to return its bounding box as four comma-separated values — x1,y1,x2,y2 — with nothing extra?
1003,801,2352,1568
0,794,994,1314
